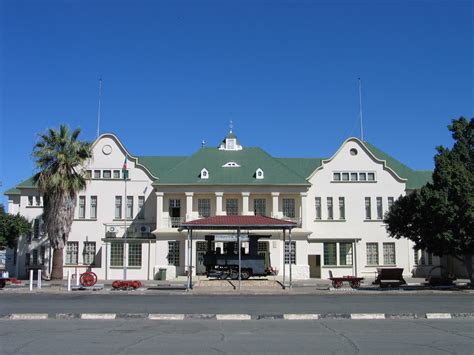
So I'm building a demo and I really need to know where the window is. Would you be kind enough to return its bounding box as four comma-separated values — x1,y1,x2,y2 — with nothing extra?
94,170,101,179
359,172,367,181
28,196,33,206
324,243,337,266
383,243,396,265
78,196,86,219
342,173,349,181
413,248,419,265
427,252,433,265
376,197,383,219
25,253,31,266
256,168,264,179
340,243,353,265
168,241,180,266
198,199,211,218
388,197,394,210
110,243,124,267
333,173,341,181
254,199,266,216
90,196,97,219
284,241,296,264
32,249,38,265
327,197,333,220
366,243,379,265
115,196,122,219
283,199,295,218
350,148,358,156
368,172,375,181
200,168,209,179
85,170,92,179
315,197,322,220
33,219,40,239
113,170,121,179
365,197,371,219
83,242,96,265
338,197,345,220
65,242,79,265
226,199,239,216
128,244,142,267
137,196,145,219
35,196,41,206
103,170,112,179
40,246,46,265
126,196,134,219
350,173,358,181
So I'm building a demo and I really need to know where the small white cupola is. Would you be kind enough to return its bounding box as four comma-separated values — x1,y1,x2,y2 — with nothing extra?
218,121,243,151
200,168,209,179
222,161,240,168
255,168,264,179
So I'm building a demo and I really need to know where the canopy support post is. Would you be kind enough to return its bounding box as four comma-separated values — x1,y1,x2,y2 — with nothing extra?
289,228,293,289
282,229,286,289
238,228,241,291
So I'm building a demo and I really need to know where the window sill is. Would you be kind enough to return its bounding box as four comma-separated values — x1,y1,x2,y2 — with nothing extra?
331,181,376,184
113,218,135,221
74,219,98,221
110,266,141,269
322,265,353,268
363,220,384,223
314,219,346,222
26,206,42,208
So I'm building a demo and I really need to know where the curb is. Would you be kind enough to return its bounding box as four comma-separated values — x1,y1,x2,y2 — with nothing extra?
1,312,473,321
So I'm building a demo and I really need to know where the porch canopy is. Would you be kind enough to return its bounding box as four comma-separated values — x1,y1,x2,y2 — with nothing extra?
179,215,297,290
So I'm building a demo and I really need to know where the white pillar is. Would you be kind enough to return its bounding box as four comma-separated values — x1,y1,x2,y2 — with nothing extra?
29,269,33,291
76,268,80,286
185,192,194,221
155,192,164,228
215,192,224,216
242,192,250,215
37,270,42,289
67,270,71,291
300,192,308,229
271,192,280,218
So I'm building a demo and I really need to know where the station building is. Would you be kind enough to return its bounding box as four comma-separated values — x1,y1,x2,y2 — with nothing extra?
4,131,443,281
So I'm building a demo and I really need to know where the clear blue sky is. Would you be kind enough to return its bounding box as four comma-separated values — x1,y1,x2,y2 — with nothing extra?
1,0,472,205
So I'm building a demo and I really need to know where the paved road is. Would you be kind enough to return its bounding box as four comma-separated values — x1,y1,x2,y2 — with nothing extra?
0,319,473,354
0,293,473,315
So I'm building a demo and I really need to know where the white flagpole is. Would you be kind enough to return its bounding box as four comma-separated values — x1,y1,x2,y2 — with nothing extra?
358,77,364,142
96,78,102,139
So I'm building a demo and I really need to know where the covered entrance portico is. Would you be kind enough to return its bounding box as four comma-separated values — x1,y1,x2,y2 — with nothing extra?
179,215,297,290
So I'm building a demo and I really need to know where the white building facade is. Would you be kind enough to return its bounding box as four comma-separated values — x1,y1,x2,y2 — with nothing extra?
4,131,442,280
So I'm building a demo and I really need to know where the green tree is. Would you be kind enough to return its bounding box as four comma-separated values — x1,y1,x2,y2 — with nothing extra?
33,125,92,280
0,204,31,249
385,117,474,283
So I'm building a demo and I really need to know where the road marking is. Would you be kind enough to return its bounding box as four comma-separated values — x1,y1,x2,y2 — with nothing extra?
284,314,320,320
80,313,116,320
10,313,48,320
426,313,452,319
351,313,385,320
216,314,252,320
148,314,185,320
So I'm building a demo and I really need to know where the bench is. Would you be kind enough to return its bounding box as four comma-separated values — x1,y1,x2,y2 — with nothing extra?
372,268,406,287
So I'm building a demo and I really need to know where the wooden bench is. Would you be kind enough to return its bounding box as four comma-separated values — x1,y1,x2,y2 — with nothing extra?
372,268,406,287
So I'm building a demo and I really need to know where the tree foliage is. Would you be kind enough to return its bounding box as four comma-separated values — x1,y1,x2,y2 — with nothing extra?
385,117,474,282
0,204,31,249
33,124,92,279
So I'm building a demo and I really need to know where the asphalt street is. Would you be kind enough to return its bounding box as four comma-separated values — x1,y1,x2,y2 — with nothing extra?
0,319,473,354
0,293,473,315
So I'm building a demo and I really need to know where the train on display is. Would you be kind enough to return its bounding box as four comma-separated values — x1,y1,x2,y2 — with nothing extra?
202,234,274,280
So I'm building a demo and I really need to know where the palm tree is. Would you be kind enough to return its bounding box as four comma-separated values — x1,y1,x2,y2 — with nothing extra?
33,125,92,280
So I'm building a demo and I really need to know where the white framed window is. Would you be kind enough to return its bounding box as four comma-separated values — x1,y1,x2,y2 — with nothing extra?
368,172,375,181
115,196,122,219
90,196,97,219
110,243,124,267
85,170,92,179
341,172,349,181
40,246,46,265
333,173,341,181
35,196,41,206
78,196,86,219
28,196,33,206
339,242,353,265
350,172,358,181
168,241,180,266
32,249,38,265
198,199,211,218
65,242,79,265
365,197,371,220
126,196,134,219
25,253,31,266
33,219,40,239
359,172,367,181
376,197,383,220
83,242,96,265
338,197,345,220
315,197,321,220
324,242,337,266
253,199,266,216
383,242,396,265
113,170,121,179
284,241,296,264
366,243,379,265
200,168,209,179
256,168,264,179
283,198,295,218
226,199,239,216
137,196,145,219
327,197,333,220
413,248,419,265
93,170,101,179
128,243,142,267
103,170,112,179
388,197,394,210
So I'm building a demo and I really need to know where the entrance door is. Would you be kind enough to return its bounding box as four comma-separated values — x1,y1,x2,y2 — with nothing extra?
308,255,321,278
196,242,207,275
258,241,270,269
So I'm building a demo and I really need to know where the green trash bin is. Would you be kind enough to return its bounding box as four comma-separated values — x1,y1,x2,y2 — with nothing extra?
159,268,167,280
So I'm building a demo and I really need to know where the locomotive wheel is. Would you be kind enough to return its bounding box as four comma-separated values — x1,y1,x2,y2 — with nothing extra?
350,280,361,289
230,269,239,280
332,280,343,288
80,271,97,287
240,270,251,280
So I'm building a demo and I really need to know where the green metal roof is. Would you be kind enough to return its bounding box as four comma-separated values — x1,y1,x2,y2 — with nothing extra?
137,156,187,178
153,147,311,186
3,177,37,196
362,141,432,189
276,158,323,179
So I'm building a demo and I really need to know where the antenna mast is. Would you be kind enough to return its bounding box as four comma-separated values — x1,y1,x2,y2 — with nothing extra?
358,77,364,142
96,78,102,138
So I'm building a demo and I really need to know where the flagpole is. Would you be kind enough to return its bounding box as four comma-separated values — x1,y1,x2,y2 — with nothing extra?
123,159,128,280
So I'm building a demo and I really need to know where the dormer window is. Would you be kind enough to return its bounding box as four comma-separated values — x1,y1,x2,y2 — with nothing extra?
200,168,209,179
256,168,264,179
222,161,240,168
